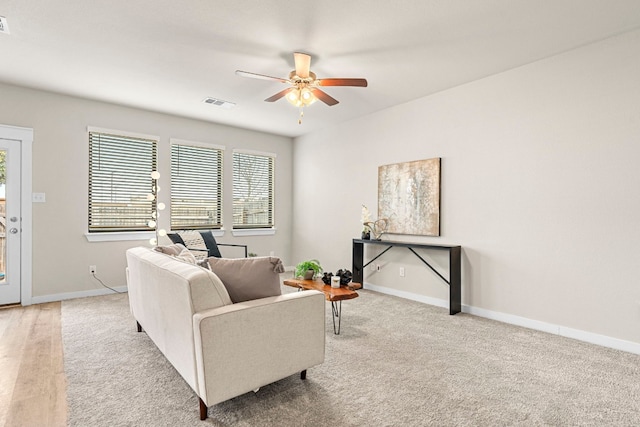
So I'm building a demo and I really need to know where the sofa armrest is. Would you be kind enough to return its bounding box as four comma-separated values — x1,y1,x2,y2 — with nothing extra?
192,290,325,406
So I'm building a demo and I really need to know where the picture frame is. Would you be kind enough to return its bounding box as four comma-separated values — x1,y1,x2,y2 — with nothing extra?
378,157,441,236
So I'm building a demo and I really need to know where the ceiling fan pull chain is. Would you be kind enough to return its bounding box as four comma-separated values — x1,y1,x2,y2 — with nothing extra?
298,106,304,124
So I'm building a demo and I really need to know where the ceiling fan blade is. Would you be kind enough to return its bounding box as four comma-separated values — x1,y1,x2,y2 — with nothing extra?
293,52,311,78
264,87,294,102
235,70,289,83
311,88,339,106
317,78,368,87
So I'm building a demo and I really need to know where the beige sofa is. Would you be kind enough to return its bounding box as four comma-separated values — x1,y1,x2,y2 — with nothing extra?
125,246,325,420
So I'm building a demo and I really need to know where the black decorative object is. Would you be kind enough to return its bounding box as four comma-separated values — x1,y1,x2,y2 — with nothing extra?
321,272,333,285
321,270,352,286
335,269,353,285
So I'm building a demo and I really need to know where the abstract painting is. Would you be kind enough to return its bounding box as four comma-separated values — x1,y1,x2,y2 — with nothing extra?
378,157,441,236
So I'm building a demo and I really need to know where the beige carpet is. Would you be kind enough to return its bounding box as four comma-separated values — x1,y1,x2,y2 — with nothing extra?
62,289,640,426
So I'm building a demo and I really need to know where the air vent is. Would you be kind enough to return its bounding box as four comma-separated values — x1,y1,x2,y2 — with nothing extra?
0,16,9,35
202,97,235,109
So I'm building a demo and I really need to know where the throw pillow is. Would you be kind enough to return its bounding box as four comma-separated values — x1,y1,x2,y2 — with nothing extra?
176,230,208,261
155,244,198,265
154,243,187,256
197,258,211,270
207,256,284,303
175,247,197,264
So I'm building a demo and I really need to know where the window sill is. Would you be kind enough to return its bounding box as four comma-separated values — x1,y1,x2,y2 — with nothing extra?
169,229,225,237
85,231,155,242
231,228,276,237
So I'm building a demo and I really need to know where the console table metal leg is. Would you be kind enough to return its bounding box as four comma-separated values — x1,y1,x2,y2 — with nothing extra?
352,242,364,284
449,247,461,315
331,301,342,335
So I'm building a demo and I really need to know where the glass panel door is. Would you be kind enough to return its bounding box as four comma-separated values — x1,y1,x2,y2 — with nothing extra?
0,148,5,283
0,138,20,305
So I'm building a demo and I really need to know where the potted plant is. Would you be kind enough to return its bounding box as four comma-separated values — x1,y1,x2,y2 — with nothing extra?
295,259,323,280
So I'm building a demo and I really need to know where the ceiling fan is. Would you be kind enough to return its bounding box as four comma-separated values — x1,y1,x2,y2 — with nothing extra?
235,52,368,123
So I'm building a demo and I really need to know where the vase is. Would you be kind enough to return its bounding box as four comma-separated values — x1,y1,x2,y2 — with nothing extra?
361,231,370,240
330,276,340,288
365,218,388,240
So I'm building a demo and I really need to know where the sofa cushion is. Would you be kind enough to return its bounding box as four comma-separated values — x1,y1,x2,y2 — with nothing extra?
207,257,284,303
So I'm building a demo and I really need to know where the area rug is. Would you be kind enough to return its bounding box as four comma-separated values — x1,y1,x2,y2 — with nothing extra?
62,289,640,426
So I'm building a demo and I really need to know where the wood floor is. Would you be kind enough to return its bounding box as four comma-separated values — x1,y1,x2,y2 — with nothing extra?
0,302,67,427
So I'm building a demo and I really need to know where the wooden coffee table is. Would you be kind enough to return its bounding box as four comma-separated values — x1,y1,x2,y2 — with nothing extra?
283,278,361,335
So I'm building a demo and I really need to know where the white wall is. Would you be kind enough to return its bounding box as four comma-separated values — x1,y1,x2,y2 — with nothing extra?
0,83,293,300
292,29,640,346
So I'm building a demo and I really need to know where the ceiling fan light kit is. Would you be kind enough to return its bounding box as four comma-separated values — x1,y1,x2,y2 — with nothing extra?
286,87,316,107
236,52,367,124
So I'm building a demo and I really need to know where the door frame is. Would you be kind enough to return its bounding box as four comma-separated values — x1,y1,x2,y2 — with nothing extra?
0,124,33,305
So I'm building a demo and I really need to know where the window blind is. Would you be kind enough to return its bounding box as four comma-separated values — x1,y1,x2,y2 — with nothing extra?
88,131,157,232
232,151,274,229
170,143,223,229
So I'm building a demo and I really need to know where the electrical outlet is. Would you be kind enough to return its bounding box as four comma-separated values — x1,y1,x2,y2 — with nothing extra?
89,265,97,275
399,267,405,277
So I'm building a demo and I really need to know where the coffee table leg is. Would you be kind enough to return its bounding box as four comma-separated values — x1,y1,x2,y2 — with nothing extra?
331,301,342,335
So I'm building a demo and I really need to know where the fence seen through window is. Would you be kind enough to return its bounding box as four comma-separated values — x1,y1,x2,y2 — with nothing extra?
170,143,223,230
88,130,157,232
233,151,275,229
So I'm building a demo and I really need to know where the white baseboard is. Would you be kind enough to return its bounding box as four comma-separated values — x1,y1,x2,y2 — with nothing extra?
364,283,449,310
30,286,128,305
364,282,640,356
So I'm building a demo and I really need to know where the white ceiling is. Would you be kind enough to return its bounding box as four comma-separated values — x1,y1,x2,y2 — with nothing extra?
2,1,640,138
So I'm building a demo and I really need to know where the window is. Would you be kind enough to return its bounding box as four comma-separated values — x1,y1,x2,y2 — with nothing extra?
170,142,223,230
233,150,275,229
88,129,157,232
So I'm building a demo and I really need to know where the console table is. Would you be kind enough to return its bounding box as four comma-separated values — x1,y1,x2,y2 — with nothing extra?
352,239,462,315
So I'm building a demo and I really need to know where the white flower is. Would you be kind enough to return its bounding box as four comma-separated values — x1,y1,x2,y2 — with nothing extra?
361,205,372,224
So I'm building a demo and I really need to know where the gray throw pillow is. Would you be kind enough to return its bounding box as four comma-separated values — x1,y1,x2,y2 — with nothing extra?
155,244,198,264
174,247,197,264
207,256,284,303
197,258,211,270
154,243,187,256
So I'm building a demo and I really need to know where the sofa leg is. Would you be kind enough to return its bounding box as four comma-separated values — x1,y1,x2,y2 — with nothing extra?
300,370,307,380
136,321,143,333
199,398,208,420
